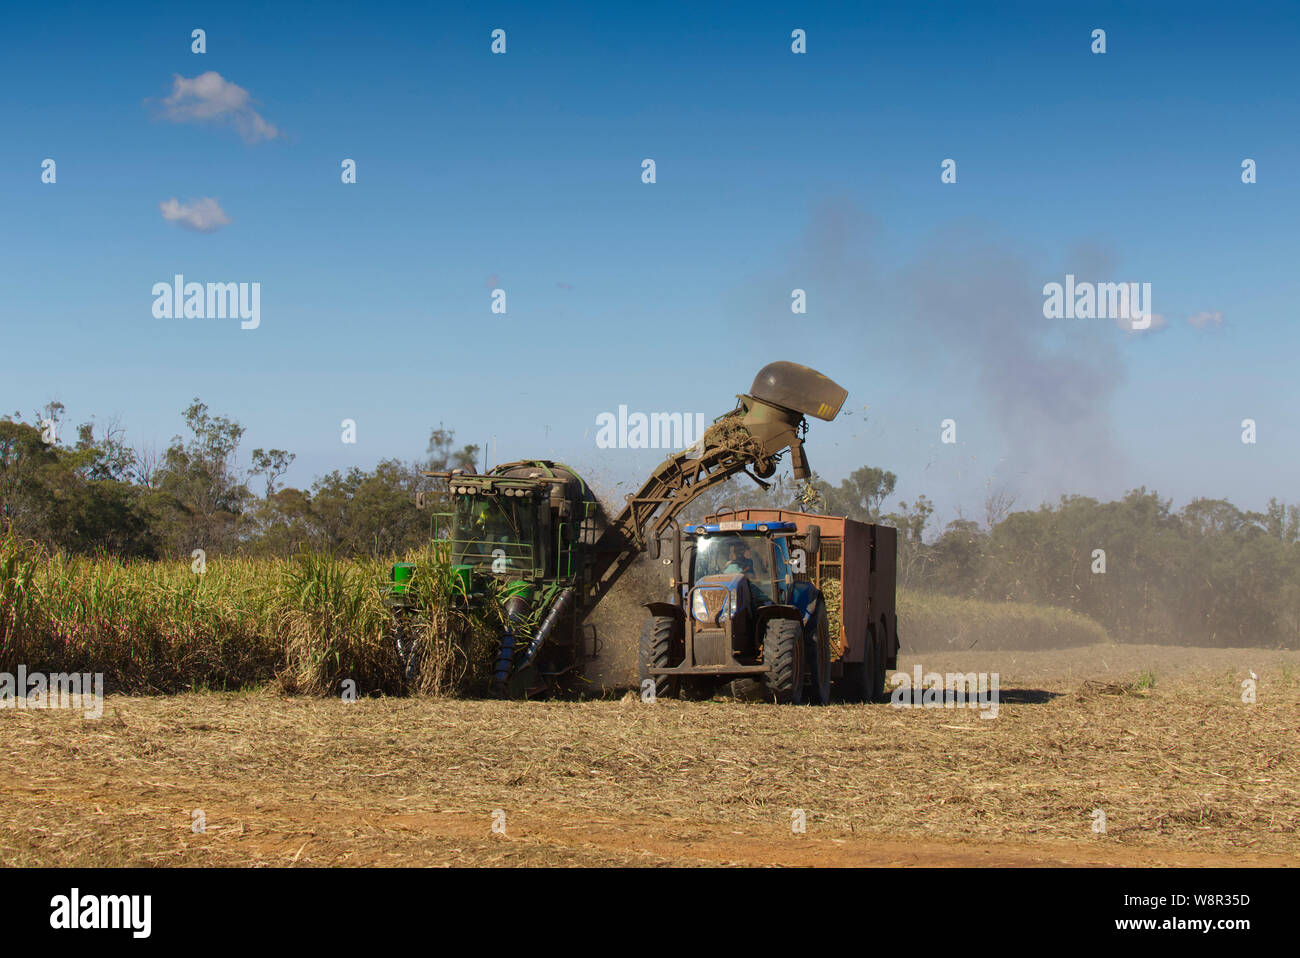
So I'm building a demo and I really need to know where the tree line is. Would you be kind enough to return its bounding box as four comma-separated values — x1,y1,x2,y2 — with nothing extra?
0,400,476,560
803,466,1300,649
4,401,1295,647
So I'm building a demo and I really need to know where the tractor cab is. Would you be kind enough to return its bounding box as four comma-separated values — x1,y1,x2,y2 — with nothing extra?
417,461,597,590
684,523,796,658
685,522,797,612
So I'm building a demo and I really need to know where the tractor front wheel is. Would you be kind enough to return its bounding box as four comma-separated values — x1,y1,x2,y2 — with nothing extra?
763,617,806,704
638,615,680,700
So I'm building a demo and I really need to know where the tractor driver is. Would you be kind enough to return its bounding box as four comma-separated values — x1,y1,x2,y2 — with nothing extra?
723,540,755,576
464,500,511,566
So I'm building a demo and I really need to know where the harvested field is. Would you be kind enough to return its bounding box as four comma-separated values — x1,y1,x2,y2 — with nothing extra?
1,644,1296,867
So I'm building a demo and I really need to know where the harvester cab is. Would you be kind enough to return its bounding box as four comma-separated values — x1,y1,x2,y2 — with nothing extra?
389,461,599,696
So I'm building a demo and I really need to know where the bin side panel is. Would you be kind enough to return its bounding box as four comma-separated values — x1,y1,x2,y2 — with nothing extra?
840,519,872,663
871,524,899,663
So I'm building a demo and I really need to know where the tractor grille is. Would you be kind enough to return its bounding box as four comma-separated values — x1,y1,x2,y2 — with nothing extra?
698,588,729,621
693,630,731,666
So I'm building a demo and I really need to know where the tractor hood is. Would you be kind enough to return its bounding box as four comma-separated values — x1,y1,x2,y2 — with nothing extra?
696,573,747,591
696,571,748,608
691,573,747,622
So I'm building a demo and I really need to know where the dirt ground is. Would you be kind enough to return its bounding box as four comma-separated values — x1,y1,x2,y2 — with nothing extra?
1,643,1297,867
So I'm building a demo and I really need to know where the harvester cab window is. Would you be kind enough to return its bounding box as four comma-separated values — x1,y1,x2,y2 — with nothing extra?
452,494,535,570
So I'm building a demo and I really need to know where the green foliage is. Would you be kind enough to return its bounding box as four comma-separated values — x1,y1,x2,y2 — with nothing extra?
0,418,157,557
0,531,280,692
791,466,1300,650
144,399,253,555
279,549,395,694
392,541,499,696
806,466,897,522
304,460,430,557
0,401,482,562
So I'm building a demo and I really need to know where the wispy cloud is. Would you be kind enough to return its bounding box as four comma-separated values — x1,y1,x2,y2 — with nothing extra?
1114,312,1168,335
159,197,231,233
154,72,280,143
1187,310,1224,329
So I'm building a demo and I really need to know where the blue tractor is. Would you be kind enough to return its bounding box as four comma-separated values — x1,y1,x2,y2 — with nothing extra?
639,519,831,704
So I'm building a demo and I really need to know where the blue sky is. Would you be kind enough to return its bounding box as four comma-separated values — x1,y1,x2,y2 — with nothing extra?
2,1,1298,528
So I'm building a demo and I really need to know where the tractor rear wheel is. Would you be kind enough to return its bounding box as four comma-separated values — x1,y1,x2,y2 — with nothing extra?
807,604,832,705
763,617,806,704
638,615,680,700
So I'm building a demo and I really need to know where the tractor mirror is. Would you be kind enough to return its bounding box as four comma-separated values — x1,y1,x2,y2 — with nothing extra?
805,525,821,557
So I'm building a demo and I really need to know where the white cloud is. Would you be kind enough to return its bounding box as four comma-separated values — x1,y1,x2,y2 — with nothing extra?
157,72,280,143
1114,312,1168,335
159,197,232,233
1187,311,1224,329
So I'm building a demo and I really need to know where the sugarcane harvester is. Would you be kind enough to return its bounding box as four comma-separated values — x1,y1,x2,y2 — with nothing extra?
389,362,848,697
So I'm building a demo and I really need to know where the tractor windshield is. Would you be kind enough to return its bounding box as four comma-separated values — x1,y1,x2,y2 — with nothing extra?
450,495,536,572
694,534,774,601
